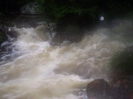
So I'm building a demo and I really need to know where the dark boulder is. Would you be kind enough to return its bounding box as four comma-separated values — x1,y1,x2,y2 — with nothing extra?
86,79,112,99
54,25,84,43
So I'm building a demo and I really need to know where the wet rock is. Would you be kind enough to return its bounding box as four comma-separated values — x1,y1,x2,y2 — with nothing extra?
109,76,133,99
0,26,18,61
113,80,121,87
0,29,7,44
110,79,129,99
0,25,18,42
128,92,133,99
86,79,112,99
110,69,127,84
53,25,84,43
107,46,133,99
109,68,129,99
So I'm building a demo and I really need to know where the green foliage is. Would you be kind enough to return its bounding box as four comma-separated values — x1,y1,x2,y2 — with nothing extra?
1,0,133,25
110,46,133,76
35,0,100,24
34,0,133,25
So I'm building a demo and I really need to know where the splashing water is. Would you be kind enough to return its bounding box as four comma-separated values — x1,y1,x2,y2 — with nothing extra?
21,2,40,14
0,18,132,99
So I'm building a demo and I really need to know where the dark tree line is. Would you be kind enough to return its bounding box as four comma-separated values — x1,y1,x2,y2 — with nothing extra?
0,0,133,24
0,0,34,15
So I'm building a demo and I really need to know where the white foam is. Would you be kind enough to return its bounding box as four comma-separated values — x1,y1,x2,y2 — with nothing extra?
1,20,132,99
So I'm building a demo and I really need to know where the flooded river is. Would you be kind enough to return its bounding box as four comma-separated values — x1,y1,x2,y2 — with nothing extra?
0,16,133,99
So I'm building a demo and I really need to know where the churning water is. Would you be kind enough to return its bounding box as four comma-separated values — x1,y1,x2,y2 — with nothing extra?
0,17,133,99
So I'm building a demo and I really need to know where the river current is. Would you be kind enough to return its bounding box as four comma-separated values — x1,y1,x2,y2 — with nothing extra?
0,16,133,99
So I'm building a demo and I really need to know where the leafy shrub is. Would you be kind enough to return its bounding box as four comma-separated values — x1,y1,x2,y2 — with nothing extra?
35,0,102,25
35,0,133,25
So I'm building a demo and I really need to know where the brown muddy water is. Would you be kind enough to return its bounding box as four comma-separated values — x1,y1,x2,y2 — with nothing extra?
0,16,133,99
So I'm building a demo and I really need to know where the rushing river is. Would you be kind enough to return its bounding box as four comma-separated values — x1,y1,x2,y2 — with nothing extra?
0,15,133,99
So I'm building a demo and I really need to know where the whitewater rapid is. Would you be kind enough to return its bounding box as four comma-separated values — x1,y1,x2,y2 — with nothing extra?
0,19,132,99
